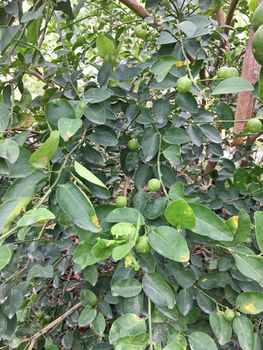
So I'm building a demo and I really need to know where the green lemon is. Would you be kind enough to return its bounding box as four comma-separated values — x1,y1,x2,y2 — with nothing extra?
252,3,263,32
245,118,262,133
226,216,239,232
176,76,192,93
135,236,151,254
116,195,128,208
127,138,139,151
148,178,161,192
252,24,263,65
134,25,147,40
217,66,239,79
223,309,236,321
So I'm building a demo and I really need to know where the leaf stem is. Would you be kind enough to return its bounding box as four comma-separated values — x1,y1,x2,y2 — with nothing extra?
148,298,153,350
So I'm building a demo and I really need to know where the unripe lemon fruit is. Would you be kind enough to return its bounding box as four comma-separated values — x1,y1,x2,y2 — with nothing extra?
116,195,128,208
148,179,161,192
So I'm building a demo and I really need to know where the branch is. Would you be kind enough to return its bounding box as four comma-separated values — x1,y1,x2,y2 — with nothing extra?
26,302,82,350
119,0,160,26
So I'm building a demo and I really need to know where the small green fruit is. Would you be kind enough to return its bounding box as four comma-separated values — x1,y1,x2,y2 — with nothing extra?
116,195,128,208
223,309,236,321
134,25,147,40
127,138,139,151
176,76,192,93
245,118,262,133
217,66,239,79
135,236,151,254
148,178,161,192
43,315,52,323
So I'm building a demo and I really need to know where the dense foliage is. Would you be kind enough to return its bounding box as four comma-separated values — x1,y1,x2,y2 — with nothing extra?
0,0,263,349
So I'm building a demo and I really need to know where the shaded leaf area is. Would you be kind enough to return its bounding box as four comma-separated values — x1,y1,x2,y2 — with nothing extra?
0,0,262,349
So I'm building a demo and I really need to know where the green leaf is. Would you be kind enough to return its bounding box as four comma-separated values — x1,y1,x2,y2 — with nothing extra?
163,145,182,165
78,307,97,327
87,125,118,146
45,342,59,350
111,278,142,298
109,313,147,345
141,127,160,162
229,209,251,246
56,182,101,232
177,21,197,36
29,131,59,169
176,288,193,316
80,290,97,307
255,211,263,252
148,226,190,263
0,245,12,271
0,311,7,339
236,292,263,315
0,139,19,164
73,242,99,269
17,208,55,227
84,88,113,104
142,272,175,308
0,102,9,132
106,208,145,225
211,77,254,95
58,118,82,141
1,25,21,53
96,34,115,57
188,331,218,350
199,124,222,144
150,56,177,82
209,311,232,345
115,334,149,350
190,203,233,241
92,238,115,260
84,104,109,124
0,197,32,234
164,199,196,229
2,288,23,319
27,264,54,280
112,241,135,261
74,161,107,188
163,127,190,145
233,316,254,350
45,99,75,130
230,246,263,288
21,4,44,22
91,312,106,336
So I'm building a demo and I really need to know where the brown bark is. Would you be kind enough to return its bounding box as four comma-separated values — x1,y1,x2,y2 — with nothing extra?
119,0,160,26
234,32,261,144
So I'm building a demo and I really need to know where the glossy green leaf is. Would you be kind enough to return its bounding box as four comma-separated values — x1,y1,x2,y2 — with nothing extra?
0,102,9,132
112,241,135,261
115,334,149,350
0,139,19,164
164,199,196,229
45,99,75,130
230,246,263,288
17,208,55,227
80,290,97,307
233,316,254,350
230,209,251,246
188,331,218,350
211,77,253,95
84,88,112,104
58,118,82,141
92,238,115,260
78,307,97,327
0,245,12,271
91,312,106,336
74,161,107,188
150,56,177,82
209,311,232,345
106,208,145,225
29,131,59,169
163,127,190,145
142,272,175,308
148,226,190,263
176,288,193,316
87,125,118,146
236,292,263,314
255,211,263,252
27,264,54,280
141,127,160,162
190,203,233,241
73,242,99,269
112,278,142,298
109,313,147,345
96,34,115,57
56,182,101,232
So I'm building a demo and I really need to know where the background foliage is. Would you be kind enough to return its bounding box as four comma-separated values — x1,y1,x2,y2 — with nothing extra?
0,0,263,349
